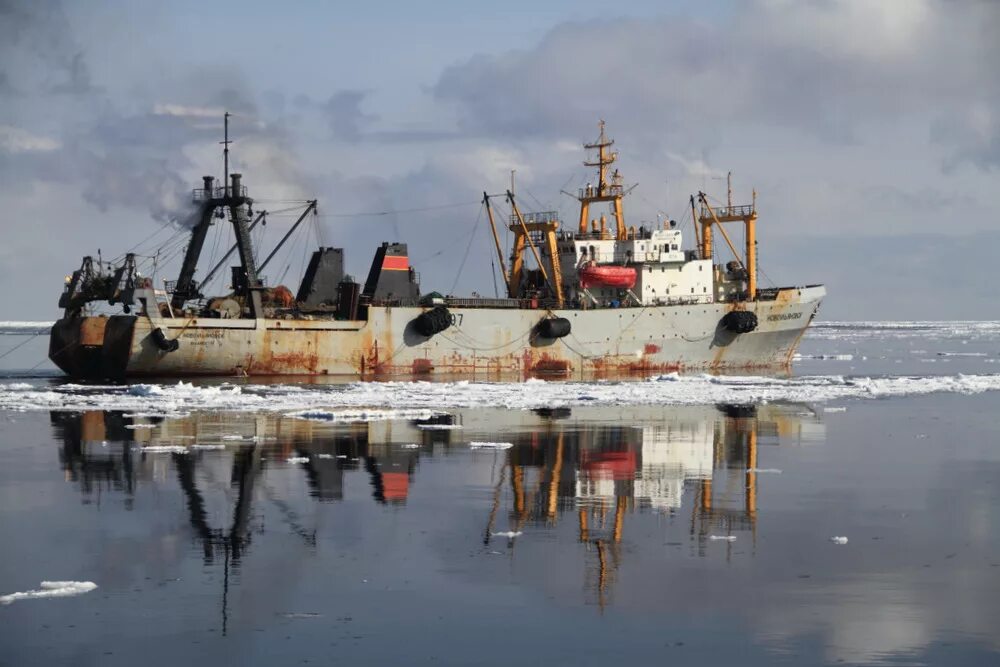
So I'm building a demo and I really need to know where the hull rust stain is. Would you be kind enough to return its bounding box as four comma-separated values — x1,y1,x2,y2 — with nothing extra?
51,286,824,380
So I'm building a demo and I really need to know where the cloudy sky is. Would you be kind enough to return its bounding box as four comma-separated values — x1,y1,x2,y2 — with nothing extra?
1,0,997,320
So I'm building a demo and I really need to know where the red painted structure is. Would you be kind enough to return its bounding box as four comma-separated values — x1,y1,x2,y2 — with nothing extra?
578,264,637,290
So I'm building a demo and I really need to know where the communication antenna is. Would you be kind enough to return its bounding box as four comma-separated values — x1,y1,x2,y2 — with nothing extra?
221,111,232,191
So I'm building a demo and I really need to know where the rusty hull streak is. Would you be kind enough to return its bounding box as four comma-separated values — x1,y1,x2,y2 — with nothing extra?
54,285,821,380
79,317,108,346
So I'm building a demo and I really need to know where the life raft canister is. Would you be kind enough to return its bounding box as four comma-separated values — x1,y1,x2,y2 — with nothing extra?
536,317,571,339
721,310,758,334
578,263,637,290
413,305,452,337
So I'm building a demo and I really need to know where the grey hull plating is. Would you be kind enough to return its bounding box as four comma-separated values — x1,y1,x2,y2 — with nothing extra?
49,286,824,380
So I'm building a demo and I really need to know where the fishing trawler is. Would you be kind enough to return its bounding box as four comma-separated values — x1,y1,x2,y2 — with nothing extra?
49,118,824,380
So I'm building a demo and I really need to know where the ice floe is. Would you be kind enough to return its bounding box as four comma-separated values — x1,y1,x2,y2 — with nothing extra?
469,442,514,450
747,468,782,474
811,320,1000,342
491,531,522,538
830,536,849,545
140,445,187,454
794,354,854,360
286,456,310,464
709,535,737,542
0,581,97,605
0,321,55,336
4,372,1000,415
288,408,440,422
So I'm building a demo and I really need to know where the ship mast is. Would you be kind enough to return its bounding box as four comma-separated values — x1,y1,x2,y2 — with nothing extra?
697,182,759,301
222,112,231,189
172,113,262,316
578,120,627,240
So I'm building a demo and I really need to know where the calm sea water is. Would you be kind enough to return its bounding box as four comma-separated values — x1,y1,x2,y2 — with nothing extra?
1,322,999,666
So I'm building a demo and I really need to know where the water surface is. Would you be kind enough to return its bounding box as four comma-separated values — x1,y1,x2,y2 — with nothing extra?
1,321,999,665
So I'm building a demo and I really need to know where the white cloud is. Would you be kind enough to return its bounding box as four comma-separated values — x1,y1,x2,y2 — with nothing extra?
0,125,60,153
152,103,227,118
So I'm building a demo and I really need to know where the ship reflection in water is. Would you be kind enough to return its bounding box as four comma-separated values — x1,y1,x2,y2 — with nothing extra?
21,398,1000,665
50,403,823,614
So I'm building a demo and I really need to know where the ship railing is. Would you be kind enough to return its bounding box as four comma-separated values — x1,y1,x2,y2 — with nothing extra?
578,184,624,199
367,295,691,310
571,231,617,241
700,204,754,218
508,210,559,226
192,185,249,202
444,297,522,309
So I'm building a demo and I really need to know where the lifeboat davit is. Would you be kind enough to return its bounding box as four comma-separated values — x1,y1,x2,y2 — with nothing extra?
578,263,637,289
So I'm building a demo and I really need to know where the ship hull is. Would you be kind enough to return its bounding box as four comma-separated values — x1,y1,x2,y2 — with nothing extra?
49,286,824,380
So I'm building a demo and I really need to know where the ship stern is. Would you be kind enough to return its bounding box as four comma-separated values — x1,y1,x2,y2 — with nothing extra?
49,315,137,381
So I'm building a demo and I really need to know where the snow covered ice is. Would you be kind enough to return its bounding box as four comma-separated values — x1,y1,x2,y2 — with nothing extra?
4,372,1000,416
0,581,97,605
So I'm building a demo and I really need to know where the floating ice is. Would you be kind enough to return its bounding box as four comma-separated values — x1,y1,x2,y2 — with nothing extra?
469,442,514,450
824,407,848,413
491,531,522,538
140,446,187,454
2,382,34,391
0,581,97,605
221,435,248,441
317,453,334,459
289,408,440,422
0,321,54,336
830,536,849,544
794,354,854,361
124,424,156,429
190,444,225,450
416,423,463,430
811,320,1000,342
709,535,737,542
5,372,1000,415
747,468,782,474
400,443,420,449
286,456,310,464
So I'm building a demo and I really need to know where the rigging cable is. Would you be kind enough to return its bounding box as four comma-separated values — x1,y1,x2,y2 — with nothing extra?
448,205,484,295
314,200,480,218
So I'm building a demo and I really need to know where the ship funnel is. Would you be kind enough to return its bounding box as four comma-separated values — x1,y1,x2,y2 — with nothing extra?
202,176,214,198
230,173,242,199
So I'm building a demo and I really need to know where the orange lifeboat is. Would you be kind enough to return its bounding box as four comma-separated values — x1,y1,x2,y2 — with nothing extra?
578,263,637,289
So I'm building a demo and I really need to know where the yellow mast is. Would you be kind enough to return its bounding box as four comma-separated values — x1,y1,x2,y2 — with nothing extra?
697,187,759,301
507,191,564,305
482,193,510,293
578,120,627,240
